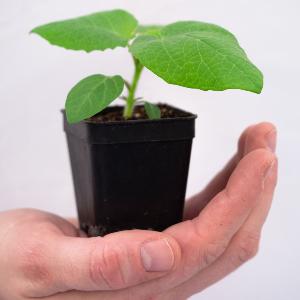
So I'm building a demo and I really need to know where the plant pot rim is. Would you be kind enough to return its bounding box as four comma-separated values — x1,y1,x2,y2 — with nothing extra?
61,104,197,127
62,104,197,144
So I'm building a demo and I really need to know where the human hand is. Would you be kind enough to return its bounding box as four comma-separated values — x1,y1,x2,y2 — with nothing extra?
0,122,277,300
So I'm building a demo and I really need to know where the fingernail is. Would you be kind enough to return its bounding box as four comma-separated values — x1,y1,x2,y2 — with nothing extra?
265,129,277,152
141,239,174,272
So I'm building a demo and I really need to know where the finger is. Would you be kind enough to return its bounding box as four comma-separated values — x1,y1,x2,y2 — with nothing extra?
165,157,278,300
24,229,181,296
244,122,276,154
66,218,78,228
41,290,127,300
65,218,87,237
169,149,276,273
184,122,276,220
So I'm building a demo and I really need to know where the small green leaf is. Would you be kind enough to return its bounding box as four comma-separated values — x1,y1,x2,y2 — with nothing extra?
66,74,124,123
31,9,138,52
144,102,161,119
130,21,263,93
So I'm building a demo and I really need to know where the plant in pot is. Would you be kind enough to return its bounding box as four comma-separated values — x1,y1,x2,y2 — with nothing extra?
31,9,263,237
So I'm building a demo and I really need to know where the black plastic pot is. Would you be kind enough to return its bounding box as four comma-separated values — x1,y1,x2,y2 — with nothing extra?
63,105,196,237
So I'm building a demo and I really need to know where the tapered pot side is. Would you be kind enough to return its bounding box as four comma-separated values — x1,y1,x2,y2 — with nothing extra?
63,105,196,237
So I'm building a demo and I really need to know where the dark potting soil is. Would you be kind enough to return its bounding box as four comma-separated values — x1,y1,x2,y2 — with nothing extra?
86,104,190,123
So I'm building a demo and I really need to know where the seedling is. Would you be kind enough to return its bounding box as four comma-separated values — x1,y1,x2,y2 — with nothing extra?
31,9,263,123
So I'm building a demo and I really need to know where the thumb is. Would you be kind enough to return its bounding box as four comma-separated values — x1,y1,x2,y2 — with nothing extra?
47,229,181,292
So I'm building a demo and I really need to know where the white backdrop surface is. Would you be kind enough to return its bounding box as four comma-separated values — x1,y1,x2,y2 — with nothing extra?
0,1,299,299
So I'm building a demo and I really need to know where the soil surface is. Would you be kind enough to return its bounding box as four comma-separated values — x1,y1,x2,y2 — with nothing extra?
87,104,190,123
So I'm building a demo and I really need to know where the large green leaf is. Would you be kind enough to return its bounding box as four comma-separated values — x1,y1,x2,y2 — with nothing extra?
66,74,124,123
31,10,138,52
130,21,263,93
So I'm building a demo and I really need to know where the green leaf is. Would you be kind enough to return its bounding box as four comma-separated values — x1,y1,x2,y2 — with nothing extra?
137,25,163,36
144,102,161,119
130,21,263,93
31,9,138,52
66,74,124,123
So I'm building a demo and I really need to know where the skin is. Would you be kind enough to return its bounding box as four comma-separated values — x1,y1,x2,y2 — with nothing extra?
0,122,278,300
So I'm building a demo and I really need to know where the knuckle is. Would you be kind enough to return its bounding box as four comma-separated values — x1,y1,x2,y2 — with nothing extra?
89,242,127,290
234,231,260,264
190,220,229,269
201,240,228,267
19,239,52,287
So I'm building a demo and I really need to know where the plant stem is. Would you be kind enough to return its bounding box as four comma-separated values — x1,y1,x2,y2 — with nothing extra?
123,57,144,119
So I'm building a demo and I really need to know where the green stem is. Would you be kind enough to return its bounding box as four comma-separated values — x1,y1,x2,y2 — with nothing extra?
123,57,144,119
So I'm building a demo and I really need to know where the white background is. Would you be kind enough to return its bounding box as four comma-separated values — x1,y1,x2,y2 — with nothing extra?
0,1,299,299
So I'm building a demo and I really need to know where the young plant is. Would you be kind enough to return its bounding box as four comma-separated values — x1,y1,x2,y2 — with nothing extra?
31,9,263,123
